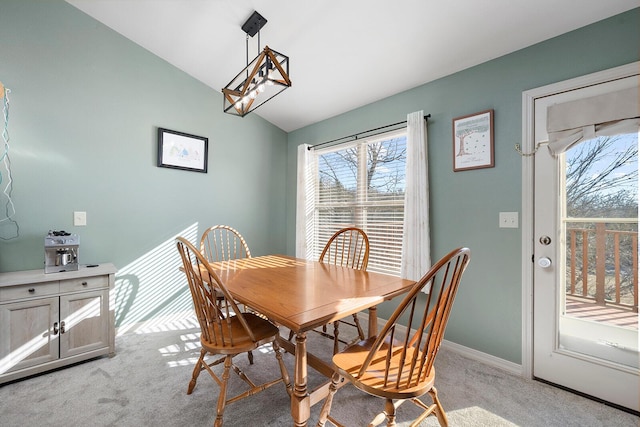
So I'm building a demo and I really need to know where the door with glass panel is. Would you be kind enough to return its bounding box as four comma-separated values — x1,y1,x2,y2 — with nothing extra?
532,70,639,412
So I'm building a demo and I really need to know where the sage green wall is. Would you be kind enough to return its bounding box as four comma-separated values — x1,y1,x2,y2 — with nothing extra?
286,9,640,364
0,1,288,327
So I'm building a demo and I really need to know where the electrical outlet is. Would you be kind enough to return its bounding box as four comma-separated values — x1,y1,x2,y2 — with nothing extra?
74,211,87,226
499,212,518,228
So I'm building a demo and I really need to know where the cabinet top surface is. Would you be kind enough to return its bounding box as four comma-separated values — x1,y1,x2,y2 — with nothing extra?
0,263,117,287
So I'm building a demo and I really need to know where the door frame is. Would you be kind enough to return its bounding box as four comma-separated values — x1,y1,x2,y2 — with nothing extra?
520,61,640,379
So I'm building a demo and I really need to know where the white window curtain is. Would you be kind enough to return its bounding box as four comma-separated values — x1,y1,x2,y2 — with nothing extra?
547,87,640,155
295,143,315,258
401,110,430,282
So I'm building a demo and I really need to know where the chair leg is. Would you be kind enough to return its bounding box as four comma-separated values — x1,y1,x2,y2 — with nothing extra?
188,348,206,394
317,372,341,426
383,398,397,427
214,356,233,427
370,400,404,427
427,387,449,427
247,350,254,365
333,322,340,355
352,313,365,340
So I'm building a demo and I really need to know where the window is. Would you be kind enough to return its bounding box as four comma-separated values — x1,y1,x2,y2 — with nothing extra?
312,129,407,275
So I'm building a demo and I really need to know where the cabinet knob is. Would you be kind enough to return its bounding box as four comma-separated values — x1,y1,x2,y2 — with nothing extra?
53,322,59,335
28,288,35,293
82,281,88,286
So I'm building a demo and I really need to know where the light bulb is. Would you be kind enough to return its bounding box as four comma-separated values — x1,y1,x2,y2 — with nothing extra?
265,69,275,86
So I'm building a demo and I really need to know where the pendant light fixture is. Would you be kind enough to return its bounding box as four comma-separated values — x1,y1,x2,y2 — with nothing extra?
222,11,291,117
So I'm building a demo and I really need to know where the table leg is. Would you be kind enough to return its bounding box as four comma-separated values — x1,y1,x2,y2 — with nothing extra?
368,306,378,338
292,332,310,426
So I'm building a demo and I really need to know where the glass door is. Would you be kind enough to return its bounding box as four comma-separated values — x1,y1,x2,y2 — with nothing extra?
532,74,639,412
559,134,638,369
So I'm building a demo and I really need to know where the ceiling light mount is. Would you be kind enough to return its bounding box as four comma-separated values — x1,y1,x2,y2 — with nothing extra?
222,11,291,118
241,11,267,37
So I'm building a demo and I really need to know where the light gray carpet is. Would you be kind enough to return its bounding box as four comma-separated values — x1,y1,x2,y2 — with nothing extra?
0,316,637,427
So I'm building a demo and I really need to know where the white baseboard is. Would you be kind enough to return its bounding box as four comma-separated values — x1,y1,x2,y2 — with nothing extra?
359,311,523,377
441,339,523,376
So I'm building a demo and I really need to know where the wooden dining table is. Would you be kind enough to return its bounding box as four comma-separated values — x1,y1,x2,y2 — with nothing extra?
209,254,416,427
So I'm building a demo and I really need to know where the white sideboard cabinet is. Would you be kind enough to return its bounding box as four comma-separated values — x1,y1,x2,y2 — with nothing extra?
0,263,117,384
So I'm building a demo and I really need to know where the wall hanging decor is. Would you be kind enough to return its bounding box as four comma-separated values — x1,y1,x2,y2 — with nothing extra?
453,109,494,171
157,128,208,173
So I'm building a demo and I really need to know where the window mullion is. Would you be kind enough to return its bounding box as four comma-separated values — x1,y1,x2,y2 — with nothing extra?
357,141,367,228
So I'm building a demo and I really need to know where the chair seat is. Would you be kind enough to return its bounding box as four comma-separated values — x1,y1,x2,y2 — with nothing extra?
333,336,435,400
201,312,280,354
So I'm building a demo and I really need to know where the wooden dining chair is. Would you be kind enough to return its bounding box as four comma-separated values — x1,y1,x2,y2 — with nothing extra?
200,225,256,363
176,237,292,427
317,247,471,427
288,227,370,354
200,224,252,262
320,227,370,354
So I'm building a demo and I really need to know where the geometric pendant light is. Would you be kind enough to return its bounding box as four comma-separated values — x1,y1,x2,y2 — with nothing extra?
222,11,291,117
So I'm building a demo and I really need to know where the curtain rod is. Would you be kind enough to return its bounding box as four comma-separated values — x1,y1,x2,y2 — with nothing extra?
307,114,430,150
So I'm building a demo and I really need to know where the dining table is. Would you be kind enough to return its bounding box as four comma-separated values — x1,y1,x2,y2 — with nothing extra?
208,254,416,427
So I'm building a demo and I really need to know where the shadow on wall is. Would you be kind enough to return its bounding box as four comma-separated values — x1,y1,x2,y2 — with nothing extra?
114,223,199,335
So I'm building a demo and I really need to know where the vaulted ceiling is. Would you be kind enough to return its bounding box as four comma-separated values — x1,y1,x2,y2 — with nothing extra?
66,1,637,132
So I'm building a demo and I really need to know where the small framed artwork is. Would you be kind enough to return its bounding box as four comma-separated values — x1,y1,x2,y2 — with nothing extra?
157,128,208,173
452,109,494,172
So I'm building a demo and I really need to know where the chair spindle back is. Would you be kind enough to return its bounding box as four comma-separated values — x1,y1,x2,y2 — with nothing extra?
359,247,470,389
200,225,251,263
320,227,370,270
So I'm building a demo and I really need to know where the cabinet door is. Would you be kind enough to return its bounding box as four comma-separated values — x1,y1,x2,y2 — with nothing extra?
59,289,109,358
0,297,60,374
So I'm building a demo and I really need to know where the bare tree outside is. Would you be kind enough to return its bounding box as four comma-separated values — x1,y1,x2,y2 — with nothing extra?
564,134,638,309
566,135,638,218
318,138,406,198
316,136,407,275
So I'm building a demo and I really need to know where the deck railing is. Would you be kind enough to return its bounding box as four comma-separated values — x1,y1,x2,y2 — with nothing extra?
566,219,638,313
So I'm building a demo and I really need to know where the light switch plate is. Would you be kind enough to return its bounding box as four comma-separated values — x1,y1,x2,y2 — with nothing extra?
499,212,518,228
74,211,87,226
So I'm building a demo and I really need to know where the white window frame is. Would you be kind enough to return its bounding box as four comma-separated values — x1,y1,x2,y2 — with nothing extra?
309,128,407,276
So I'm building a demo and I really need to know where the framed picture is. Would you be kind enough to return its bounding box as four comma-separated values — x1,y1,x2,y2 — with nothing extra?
452,109,494,171
157,128,208,173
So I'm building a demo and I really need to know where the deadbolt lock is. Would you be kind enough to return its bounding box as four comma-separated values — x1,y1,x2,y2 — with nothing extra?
539,236,551,245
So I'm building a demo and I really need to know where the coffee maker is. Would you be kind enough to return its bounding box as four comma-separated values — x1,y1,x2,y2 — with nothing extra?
44,230,79,273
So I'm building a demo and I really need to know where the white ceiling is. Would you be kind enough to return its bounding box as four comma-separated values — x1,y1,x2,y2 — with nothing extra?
66,1,637,132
